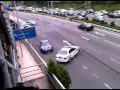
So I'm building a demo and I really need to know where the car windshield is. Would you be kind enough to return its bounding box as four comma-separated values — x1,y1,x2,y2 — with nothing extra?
58,50,68,55
41,41,50,46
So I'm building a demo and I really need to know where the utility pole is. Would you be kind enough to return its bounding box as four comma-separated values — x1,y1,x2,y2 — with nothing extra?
13,1,20,28
50,1,53,9
87,1,92,9
47,1,50,8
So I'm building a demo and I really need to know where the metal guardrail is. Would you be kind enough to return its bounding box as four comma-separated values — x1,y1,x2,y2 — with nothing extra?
22,40,65,89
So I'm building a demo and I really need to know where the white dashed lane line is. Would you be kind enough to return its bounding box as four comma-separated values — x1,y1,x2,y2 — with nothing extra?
110,58,120,65
105,40,120,47
94,32,106,36
81,36,90,41
104,83,112,89
92,73,99,79
95,28,120,37
86,33,99,39
82,65,88,70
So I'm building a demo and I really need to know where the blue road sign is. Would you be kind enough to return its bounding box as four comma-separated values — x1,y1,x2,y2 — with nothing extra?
13,27,37,41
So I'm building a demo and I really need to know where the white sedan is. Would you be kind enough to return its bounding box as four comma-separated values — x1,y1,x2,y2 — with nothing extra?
55,46,80,63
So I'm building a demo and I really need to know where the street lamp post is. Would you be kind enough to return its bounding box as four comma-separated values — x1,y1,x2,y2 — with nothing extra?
47,1,50,8
50,1,53,9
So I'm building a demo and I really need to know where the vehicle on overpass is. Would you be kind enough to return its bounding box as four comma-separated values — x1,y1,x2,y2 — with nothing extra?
55,46,80,63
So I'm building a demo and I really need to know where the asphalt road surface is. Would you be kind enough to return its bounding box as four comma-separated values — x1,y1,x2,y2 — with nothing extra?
9,11,120,89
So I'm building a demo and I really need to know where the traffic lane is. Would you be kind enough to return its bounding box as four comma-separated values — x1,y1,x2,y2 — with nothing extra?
10,11,120,58
47,22,120,73
26,25,65,62
37,17,120,74
95,27,120,43
25,23,106,89
32,12,120,45
12,11,120,88
12,11,120,27
29,24,118,89
30,23,120,89
9,11,120,70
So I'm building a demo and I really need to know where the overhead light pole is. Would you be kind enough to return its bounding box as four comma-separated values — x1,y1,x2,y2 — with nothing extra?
47,1,50,8
50,1,53,9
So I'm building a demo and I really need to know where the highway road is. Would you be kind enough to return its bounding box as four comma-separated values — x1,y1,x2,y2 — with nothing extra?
9,11,120,89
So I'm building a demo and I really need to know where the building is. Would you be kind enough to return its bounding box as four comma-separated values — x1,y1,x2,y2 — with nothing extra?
0,2,21,89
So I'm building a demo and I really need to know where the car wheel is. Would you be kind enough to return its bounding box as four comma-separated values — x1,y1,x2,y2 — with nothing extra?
69,57,72,62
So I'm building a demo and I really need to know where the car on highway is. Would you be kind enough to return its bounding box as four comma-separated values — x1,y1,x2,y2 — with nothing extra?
26,20,36,26
78,22,94,31
55,46,80,63
93,15,104,21
40,40,53,54
86,9,94,13
107,12,120,18
100,10,108,15
75,15,85,20
94,11,104,16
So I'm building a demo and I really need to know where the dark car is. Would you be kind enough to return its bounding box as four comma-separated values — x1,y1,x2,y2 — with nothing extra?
78,22,94,31
40,40,53,54
108,13,120,18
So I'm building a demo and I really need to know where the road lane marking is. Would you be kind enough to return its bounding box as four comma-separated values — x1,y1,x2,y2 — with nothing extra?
63,40,72,46
94,32,105,36
89,48,101,54
105,40,120,47
96,28,120,37
104,83,112,89
81,36,90,40
86,33,99,38
82,65,88,70
92,73,99,79
110,58,120,65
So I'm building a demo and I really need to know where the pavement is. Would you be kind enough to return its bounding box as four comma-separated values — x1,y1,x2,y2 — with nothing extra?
9,11,120,89
16,41,53,89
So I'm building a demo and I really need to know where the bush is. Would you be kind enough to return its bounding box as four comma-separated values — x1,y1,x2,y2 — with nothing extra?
47,59,56,74
92,18,99,23
85,17,89,21
47,59,71,89
111,21,115,26
100,20,107,25
55,64,71,88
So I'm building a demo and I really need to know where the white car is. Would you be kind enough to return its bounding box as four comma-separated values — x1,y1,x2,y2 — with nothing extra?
26,20,35,26
100,10,108,15
20,24,32,29
94,11,104,16
94,15,104,21
55,46,80,63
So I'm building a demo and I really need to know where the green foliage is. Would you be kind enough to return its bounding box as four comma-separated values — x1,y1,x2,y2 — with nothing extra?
4,1,11,6
100,20,107,25
111,21,115,27
47,59,71,88
47,59,56,74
